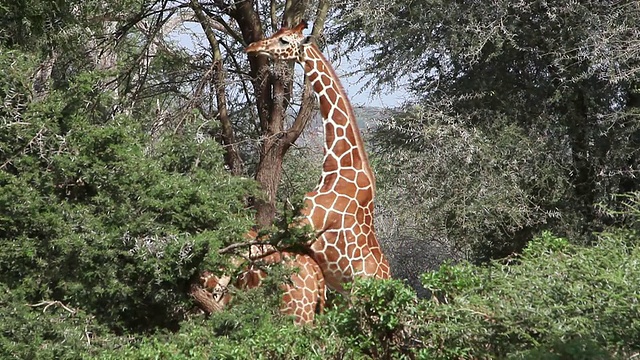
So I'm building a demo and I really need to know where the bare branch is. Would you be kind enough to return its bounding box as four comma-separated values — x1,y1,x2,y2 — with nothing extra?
190,0,244,174
28,300,77,314
217,240,266,254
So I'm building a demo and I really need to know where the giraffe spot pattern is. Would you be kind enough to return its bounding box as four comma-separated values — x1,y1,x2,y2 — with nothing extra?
209,24,389,326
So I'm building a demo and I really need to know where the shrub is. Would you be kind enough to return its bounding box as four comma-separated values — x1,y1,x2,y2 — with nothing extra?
0,50,256,358
322,278,420,359
417,231,640,359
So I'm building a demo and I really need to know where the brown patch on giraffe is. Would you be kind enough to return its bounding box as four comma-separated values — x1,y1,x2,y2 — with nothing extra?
335,233,346,250
312,247,328,263
352,223,363,237
336,97,347,114
338,257,350,270
325,87,339,105
317,61,327,73
312,193,336,210
346,243,356,256
351,152,362,168
313,77,327,97
331,111,349,131
352,259,364,273
364,255,378,275
339,151,353,167
322,155,338,173
324,245,340,262
333,139,351,155
324,118,336,142
303,288,313,300
340,168,357,181
355,207,365,223
345,120,358,140
308,206,327,228
345,200,359,215
319,172,338,192
334,180,357,200
356,171,371,188
282,294,293,305
333,194,351,211
320,74,332,87
355,187,373,204
341,215,356,229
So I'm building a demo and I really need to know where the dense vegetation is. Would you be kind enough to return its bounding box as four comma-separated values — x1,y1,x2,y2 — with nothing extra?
336,0,640,261
1,0,639,358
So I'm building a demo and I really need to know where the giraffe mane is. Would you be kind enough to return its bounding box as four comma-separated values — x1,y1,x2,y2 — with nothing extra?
304,43,377,194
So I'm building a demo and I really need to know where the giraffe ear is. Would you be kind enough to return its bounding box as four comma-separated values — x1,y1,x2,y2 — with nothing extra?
293,20,308,34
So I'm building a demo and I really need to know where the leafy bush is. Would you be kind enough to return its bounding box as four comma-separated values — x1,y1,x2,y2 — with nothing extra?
416,231,640,359
323,279,420,359
0,49,256,357
96,284,345,360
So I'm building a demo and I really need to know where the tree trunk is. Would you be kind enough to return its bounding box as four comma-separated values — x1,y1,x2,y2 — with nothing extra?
567,90,597,234
224,0,329,227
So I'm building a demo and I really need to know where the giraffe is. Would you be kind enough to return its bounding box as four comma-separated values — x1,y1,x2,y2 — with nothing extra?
245,20,391,293
191,231,325,325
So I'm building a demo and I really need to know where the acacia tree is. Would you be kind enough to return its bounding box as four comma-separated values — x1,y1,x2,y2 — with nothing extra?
117,0,331,226
186,0,331,226
15,0,331,227
1,0,336,337
333,0,640,260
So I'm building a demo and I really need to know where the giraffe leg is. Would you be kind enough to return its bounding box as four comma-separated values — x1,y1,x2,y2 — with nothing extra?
280,253,325,325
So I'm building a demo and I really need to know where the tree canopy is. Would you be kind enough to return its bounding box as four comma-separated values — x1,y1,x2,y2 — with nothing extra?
334,0,640,259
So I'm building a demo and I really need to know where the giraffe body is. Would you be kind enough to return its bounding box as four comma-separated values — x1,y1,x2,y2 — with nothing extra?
193,20,390,324
198,231,325,325
246,21,391,293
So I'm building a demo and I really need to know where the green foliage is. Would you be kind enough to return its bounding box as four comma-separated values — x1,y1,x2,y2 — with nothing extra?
372,110,560,260
0,47,257,358
280,145,321,198
96,285,344,360
420,261,478,303
415,231,640,359
4,1,640,359
339,0,640,261
324,279,419,359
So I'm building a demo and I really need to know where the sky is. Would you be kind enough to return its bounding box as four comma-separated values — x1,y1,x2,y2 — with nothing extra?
338,65,409,108
171,21,409,108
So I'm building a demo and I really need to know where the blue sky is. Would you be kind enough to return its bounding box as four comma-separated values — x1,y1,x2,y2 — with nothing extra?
171,21,408,108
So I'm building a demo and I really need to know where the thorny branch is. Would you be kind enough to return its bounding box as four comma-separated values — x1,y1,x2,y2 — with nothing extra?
29,300,77,314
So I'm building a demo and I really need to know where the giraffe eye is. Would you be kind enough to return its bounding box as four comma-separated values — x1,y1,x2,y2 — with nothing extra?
279,38,289,45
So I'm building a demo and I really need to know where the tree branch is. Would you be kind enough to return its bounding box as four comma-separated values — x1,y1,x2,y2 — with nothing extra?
191,0,243,174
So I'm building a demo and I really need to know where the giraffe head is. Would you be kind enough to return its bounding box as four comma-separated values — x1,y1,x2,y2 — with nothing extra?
245,21,310,61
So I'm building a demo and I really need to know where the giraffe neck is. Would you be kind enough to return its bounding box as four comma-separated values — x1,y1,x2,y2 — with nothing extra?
301,44,376,195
